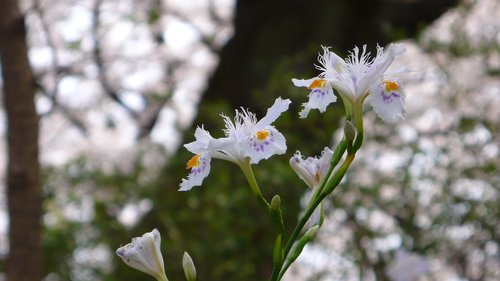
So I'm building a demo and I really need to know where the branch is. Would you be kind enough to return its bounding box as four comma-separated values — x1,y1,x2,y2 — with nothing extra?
92,0,139,120
169,9,221,54
35,80,88,135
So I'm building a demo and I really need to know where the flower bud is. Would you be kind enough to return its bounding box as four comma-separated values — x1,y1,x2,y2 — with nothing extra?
288,225,320,263
344,120,356,143
290,148,333,189
182,252,197,281
270,195,281,210
116,229,169,281
303,225,319,239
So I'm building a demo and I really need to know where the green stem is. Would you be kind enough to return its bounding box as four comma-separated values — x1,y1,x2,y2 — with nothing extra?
307,138,347,211
241,158,288,281
340,94,353,121
269,245,283,281
271,107,364,280
352,98,366,151
277,201,320,279
273,152,356,281
240,158,271,209
321,153,355,196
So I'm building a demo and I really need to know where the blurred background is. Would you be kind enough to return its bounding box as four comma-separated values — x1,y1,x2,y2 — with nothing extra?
0,0,498,280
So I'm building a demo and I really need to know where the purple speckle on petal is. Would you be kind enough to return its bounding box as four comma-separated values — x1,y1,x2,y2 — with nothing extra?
312,88,326,98
381,90,400,103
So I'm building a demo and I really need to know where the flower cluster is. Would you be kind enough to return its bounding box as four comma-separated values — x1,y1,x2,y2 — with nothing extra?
180,97,291,191
292,44,406,122
116,43,409,281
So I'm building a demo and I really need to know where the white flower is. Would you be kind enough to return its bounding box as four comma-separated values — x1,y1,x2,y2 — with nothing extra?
292,43,407,122
116,229,168,281
330,44,405,99
179,97,291,191
289,147,333,189
223,97,291,164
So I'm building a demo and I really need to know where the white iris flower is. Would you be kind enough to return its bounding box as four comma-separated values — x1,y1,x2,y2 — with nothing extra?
292,43,406,122
180,97,291,191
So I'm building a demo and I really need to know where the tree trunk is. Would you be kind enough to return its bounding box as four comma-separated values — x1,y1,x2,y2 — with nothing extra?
0,0,42,280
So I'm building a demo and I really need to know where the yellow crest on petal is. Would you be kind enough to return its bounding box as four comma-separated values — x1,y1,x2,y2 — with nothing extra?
256,130,270,140
308,79,327,89
186,155,201,169
384,81,399,92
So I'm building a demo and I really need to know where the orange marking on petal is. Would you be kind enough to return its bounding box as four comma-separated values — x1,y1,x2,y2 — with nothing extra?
256,130,270,140
308,79,327,89
186,154,201,169
384,81,399,92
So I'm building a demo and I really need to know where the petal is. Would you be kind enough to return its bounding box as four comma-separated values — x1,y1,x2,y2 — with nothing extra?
221,113,238,138
315,47,346,79
299,86,337,118
298,106,312,120
289,151,316,188
117,246,157,277
222,111,252,141
357,43,406,96
185,128,237,161
292,77,317,88
332,76,356,99
149,229,166,277
255,97,291,129
242,127,287,164
184,126,213,154
367,80,406,123
318,147,333,180
179,153,212,191
208,137,242,163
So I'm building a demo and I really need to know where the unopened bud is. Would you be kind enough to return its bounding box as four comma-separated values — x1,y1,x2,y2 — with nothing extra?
116,229,168,281
182,252,196,281
289,225,320,263
270,195,281,210
303,225,319,239
344,120,356,143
